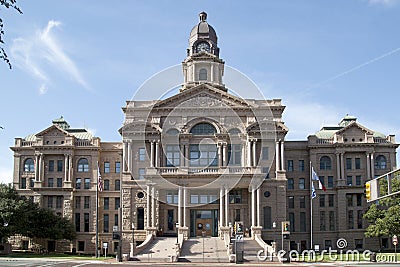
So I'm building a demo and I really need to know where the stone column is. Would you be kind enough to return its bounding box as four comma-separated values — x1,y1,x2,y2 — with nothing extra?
185,145,190,167
155,141,160,167
127,142,132,173
220,188,224,227
256,187,260,226
251,187,255,227
223,143,228,166
366,153,371,180
68,156,72,182
146,185,151,228
183,187,187,227
151,187,155,227
275,141,280,171
150,141,155,167
218,144,223,167
123,141,127,171
35,154,39,181
280,141,285,171
38,154,43,182
64,155,69,181
178,187,182,227
225,188,229,227
336,153,341,179
340,153,345,181
241,142,246,167
252,139,257,167
371,153,375,179
247,140,252,167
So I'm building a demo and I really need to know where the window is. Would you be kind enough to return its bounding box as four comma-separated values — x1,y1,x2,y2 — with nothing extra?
346,176,352,186
329,211,335,231
77,158,89,172
139,148,146,161
355,239,363,249
30,178,35,188
299,160,305,172
300,212,306,232
49,160,54,172
299,196,306,208
299,178,305,189
287,160,294,172
56,196,63,209
115,162,121,173
84,196,90,209
75,213,81,232
114,214,118,226
104,162,110,173
289,212,295,232
190,123,216,135
104,214,109,233
104,197,109,210
84,213,90,232
166,145,180,167
115,179,120,191
356,175,362,186
24,158,34,172
327,176,333,188
78,241,85,251
263,206,272,229
357,210,363,229
356,194,362,206
355,158,361,169
57,160,63,172
167,210,174,230
75,196,81,209
228,144,242,165
48,196,53,208
319,194,325,207
229,190,242,204
262,147,269,160
328,194,334,207
57,178,62,188
84,178,90,189
138,168,145,180
115,197,120,210
199,68,207,80
347,210,354,229
75,178,82,189
104,180,110,191
235,209,241,222
346,158,352,170
48,178,54,188
325,240,332,249
320,211,326,231
320,156,331,170
166,192,178,204
262,167,270,179
375,155,387,169
20,178,26,189
346,194,353,207
287,178,294,190
288,196,294,209
189,144,217,166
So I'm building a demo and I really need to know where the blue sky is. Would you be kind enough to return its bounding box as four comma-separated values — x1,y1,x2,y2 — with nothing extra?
1,0,400,183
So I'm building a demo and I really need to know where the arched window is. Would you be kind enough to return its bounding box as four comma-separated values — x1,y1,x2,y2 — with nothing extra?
190,123,216,135
24,158,34,172
77,158,89,172
375,155,387,170
166,128,179,136
199,68,207,81
320,156,332,170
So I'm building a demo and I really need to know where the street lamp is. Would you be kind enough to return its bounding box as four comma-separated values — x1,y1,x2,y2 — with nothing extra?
131,223,135,257
176,222,179,244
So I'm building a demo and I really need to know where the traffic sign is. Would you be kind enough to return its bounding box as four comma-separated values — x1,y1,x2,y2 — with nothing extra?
235,234,244,242
393,235,398,246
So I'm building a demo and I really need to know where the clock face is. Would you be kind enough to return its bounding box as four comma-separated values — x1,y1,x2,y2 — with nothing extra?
196,42,210,53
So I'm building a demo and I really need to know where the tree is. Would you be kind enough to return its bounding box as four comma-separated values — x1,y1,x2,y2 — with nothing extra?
0,0,22,69
0,183,76,243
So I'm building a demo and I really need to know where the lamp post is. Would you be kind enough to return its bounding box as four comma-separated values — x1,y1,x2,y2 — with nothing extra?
176,222,179,244
131,223,135,257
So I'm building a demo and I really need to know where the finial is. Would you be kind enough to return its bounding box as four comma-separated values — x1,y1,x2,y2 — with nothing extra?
199,11,207,22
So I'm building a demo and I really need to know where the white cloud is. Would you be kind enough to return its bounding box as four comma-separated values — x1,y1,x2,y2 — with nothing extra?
10,20,90,94
368,0,400,7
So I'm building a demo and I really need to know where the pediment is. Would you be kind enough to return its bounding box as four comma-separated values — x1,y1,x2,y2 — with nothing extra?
336,122,373,136
152,83,251,109
35,125,71,138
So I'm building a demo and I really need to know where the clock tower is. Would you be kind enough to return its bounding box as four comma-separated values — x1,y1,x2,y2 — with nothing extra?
181,12,226,91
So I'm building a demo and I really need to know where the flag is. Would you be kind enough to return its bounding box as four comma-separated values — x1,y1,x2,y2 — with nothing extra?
97,166,103,192
311,167,327,191
311,182,316,199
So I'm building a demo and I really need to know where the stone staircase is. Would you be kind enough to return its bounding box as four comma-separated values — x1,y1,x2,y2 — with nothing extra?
133,237,178,262
242,238,264,263
178,237,229,263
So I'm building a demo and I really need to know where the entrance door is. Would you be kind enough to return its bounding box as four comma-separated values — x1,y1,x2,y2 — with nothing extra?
196,218,212,236
190,210,218,237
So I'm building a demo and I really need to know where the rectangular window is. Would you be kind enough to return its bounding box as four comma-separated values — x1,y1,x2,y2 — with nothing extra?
166,192,179,204
355,239,363,249
167,210,174,231
319,194,325,207
320,211,326,231
30,178,35,188
20,178,26,189
84,213,90,232
347,210,354,229
84,196,90,209
327,176,333,188
75,213,81,232
299,196,306,208
48,178,54,188
76,178,81,189
299,178,305,189
48,196,53,208
329,211,335,231
189,144,217,166
115,179,120,191
357,210,363,229
346,194,353,207
319,176,325,187
287,160,294,172
104,162,110,173
75,196,81,209
228,144,242,165
300,212,306,232
84,178,90,189
356,175,362,186
166,145,180,167
104,180,110,191
299,160,305,172
78,241,85,251
229,190,242,204
235,209,241,222
356,194,362,206
57,178,62,188
104,197,109,210
355,158,361,169
288,178,294,190
289,212,295,232
328,194,334,207
114,214,118,226
288,196,294,209
104,214,109,233
57,160,63,172
138,168,145,180
139,148,146,161
115,197,120,210
190,194,198,204
115,162,121,173
346,176,352,186
262,167,270,179
49,160,54,172
56,196,63,209
346,158,352,170
262,147,269,160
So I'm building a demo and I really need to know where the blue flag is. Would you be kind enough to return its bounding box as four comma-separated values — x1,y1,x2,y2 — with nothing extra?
311,182,316,199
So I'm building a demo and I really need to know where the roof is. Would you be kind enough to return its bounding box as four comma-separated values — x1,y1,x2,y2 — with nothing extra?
190,12,217,43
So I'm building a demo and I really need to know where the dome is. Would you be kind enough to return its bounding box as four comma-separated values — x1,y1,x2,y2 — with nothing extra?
189,12,217,44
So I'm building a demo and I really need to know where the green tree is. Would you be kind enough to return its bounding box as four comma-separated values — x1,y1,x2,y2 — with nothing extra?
0,0,22,69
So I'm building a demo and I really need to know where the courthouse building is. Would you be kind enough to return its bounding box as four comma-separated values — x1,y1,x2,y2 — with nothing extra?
10,12,398,255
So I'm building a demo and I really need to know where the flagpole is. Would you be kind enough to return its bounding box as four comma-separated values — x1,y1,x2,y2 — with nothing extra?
310,161,313,251
95,161,99,258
